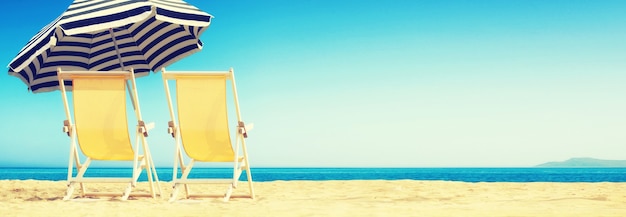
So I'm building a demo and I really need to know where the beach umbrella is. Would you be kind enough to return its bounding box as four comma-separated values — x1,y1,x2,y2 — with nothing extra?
7,0,213,93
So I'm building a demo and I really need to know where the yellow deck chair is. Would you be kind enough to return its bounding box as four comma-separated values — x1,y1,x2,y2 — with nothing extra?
162,68,254,202
57,68,161,200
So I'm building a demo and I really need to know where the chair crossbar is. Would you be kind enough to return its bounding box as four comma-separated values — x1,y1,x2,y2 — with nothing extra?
57,71,132,79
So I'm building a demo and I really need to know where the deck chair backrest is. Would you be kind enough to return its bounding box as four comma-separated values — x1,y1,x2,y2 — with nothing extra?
175,75,235,162
67,75,134,161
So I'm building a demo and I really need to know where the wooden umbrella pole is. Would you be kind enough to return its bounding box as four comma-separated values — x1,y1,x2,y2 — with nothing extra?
109,28,137,110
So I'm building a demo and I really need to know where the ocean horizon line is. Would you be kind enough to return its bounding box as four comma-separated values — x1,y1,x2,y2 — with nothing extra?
0,166,580,169
1,167,625,183
1,166,625,169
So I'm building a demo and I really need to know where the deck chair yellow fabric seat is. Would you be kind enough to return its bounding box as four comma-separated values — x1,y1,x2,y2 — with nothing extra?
162,68,254,202
57,68,161,200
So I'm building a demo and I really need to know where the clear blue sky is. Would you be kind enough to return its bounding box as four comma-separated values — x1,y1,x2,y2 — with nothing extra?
1,0,625,167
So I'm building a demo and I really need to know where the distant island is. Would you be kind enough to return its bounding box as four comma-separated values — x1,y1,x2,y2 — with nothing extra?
536,158,626,168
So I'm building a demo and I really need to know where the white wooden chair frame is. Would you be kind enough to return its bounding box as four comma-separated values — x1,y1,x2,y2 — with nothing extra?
58,68,161,200
162,68,254,202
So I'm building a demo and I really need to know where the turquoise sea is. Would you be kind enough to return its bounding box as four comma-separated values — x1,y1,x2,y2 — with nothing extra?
0,168,625,182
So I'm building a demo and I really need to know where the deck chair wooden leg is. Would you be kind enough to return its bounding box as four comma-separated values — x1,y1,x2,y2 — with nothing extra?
127,154,147,200
121,184,133,200
224,156,245,202
75,160,88,197
232,166,242,188
151,152,162,197
169,147,183,202
139,131,160,199
76,159,92,197
243,144,255,199
144,159,155,199
170,150,193,202
169,185,180,203
141,148,156,199
245,162,255,199
143,141,161,198
231,136,242,191
146,155,159,198
169,166,193,202
64,137,79,200
181,160,195,199
171,147,181,182
132,156,145,182
64,157,91,200
169,167,180,202
64,184,76,200
224,185,234,202
64,159,76,200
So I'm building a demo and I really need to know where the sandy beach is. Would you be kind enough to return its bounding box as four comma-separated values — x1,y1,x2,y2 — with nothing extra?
0,180,624,216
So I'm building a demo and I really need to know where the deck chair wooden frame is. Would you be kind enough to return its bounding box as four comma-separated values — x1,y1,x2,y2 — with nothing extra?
162,67,254,202
57,68,161,200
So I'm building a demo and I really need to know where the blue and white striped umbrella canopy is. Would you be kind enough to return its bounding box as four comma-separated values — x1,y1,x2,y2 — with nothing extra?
8,0,212,93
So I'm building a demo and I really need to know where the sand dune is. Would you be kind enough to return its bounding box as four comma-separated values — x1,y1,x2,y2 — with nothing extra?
0,180,625,216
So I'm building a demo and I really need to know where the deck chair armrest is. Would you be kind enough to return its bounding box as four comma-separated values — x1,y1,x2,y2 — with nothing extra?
137,121,154,137
145,122,155,131
167,121,176,138
238,121,253,138
62,120,71,137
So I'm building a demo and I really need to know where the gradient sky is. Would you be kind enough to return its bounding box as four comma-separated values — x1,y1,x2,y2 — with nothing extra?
1,0,625,167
